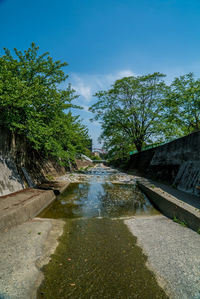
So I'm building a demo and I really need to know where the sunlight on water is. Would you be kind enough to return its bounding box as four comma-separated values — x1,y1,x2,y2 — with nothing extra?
40,168,159,219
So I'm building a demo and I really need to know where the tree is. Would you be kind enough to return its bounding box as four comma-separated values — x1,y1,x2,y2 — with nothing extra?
90,73,167,156
165,73,200,134
0,43,90,164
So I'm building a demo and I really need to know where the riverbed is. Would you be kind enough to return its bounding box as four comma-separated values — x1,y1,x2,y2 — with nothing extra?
37,165,167,298
1,165,199,299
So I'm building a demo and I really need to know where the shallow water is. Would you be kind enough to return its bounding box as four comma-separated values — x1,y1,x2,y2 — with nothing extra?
37,167,167,299
40,182,159,219
39,168,159,219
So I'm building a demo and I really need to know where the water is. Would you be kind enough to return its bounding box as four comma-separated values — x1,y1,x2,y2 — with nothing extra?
40,182,158,219
39,168,158,219
37,167,167,299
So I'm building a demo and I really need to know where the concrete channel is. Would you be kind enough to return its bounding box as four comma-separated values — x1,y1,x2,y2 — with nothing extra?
0,166,200,299
137,178,200,233
0,181,69,232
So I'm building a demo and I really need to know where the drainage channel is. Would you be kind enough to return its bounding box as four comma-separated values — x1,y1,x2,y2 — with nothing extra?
37,167,167,299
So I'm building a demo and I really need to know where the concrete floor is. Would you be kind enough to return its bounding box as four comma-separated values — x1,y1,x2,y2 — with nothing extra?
1,215,199,299
125,215,200,299
0,218,64,299
1,166,200,299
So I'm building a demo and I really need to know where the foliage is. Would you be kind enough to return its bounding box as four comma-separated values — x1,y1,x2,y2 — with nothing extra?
173,216,187,227
0,43,90,164
90,73,168,158
165,73,200,135
91,155,101,161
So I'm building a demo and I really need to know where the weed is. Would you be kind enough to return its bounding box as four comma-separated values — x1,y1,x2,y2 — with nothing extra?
46,175,54,181
173,216,187,227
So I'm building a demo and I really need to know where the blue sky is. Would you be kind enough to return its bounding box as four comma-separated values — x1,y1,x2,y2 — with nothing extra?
1,0,200,148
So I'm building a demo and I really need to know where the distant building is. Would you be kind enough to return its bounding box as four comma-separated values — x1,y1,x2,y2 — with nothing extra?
93,151,100,158
92,148,107,158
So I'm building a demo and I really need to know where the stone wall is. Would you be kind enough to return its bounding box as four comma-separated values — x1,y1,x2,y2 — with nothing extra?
127,131,200,196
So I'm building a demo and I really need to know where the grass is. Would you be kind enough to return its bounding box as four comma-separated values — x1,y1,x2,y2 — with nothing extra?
173,216,187,227
45,175,55,181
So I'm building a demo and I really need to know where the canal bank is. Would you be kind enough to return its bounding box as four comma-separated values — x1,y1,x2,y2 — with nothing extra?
137,178,200,233
1,166,200,299
125,215,200,299
0,181,69,232
0,217,65,299
37,166,200,299
37,218,167,299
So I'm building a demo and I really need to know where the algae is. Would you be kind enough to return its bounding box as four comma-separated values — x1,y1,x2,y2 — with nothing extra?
37,218,168,299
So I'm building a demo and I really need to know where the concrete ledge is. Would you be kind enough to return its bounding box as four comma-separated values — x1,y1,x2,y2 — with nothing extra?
37,181,70,195
0,189,56,232
137,179,200,233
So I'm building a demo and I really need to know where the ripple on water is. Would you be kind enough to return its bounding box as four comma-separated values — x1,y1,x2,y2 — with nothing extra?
39,182,159,219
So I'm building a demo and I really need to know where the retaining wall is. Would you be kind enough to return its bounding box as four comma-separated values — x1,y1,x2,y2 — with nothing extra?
137,179,200,233
127,131,200,196
0,128,67,196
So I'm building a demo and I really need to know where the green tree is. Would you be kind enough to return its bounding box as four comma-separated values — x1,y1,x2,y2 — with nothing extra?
90,73,167,156
0,43,90,164
165,73,200,134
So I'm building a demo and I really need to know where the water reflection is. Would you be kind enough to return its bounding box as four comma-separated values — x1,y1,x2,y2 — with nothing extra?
37,168,165,299
40,181,158,219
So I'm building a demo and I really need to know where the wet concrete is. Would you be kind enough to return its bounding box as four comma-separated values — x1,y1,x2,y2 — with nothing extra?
37,218,167,299
37,166,166,298
1,165,199,299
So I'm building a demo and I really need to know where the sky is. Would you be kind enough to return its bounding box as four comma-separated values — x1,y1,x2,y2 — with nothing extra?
1,0,200,148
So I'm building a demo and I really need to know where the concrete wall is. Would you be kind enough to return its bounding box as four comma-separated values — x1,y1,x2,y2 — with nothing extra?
0,128,67,196
127,131,200,196
0,157,25,196
137,179,200,233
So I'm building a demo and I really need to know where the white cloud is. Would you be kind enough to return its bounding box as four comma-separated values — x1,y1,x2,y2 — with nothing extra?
106,70,135,82
69,69,137,148
70,69,136,102
71,74,92,101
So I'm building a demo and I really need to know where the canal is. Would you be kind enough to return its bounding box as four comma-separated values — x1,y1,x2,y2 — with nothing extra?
37,166,167,298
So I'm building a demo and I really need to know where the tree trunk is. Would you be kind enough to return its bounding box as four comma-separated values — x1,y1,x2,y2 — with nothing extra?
135,141,143,152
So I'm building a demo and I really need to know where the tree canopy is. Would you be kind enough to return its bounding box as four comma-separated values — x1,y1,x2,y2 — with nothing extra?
165,72,200,135
1,43,199,164
0,43,90,164
90,71,200,160
90,73,168,157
